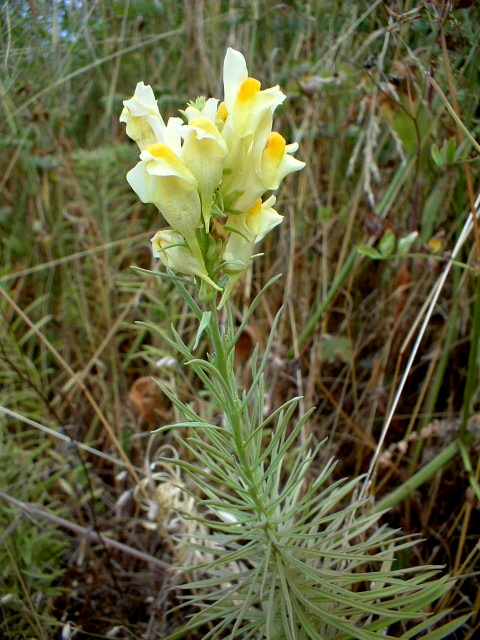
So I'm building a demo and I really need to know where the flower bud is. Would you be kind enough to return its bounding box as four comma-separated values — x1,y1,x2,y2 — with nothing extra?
152,230,220,290
120,82,166,151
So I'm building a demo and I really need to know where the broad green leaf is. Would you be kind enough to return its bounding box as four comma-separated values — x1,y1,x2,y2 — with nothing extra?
378,228,396,257
431,142,444,166
444,135,457,163
358,245,383,259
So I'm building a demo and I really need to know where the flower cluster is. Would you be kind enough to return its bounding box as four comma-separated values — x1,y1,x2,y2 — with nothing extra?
120,48,304,302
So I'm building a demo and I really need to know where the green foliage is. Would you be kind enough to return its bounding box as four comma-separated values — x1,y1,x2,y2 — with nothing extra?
358,230,418,260
0,429,68,638
1,0,480,637
143,276,466,639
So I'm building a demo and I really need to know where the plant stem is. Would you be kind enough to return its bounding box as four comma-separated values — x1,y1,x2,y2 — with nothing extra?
460,275,480,440
207,298,270,524
373,440,459,513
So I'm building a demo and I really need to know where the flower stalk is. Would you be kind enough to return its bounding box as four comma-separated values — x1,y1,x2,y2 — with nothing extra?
121,47,464,640
206,298,272,526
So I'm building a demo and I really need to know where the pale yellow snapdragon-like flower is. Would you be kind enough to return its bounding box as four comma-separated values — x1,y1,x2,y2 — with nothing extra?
223,195,283,273
220,124,305,213
120,82,178,152
122,89,227,257
151,230,220,290
121,83,207,266
219,194,283,306
121,48,305,298
218,48,305,214
261,132,305,190
180,117,228,230
127,143,205,267
221,48,285,141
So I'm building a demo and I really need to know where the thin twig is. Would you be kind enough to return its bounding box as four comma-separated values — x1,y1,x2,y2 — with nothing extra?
0,285,146,496
0,405,144,472
0,490,170,571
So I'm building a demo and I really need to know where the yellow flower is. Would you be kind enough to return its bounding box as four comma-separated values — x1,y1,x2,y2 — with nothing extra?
151,230,220,290
219,195,282,307
223,196,282,273
221,48,286,141
220,124,305,214
218,49,304,213
127,143,204,266
261,132,305,189
121,47,305,300
180,117,228,230
219,132,266,213
120,82,166,151
120,82,185,153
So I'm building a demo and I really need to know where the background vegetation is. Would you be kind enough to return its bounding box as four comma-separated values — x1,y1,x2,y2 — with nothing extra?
1,0,479,637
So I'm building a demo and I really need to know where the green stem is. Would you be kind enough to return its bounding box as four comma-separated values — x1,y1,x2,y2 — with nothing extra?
458,439,480,502
207,299,270,522
374,440,459,513
375,154,417,220
460,275,480,440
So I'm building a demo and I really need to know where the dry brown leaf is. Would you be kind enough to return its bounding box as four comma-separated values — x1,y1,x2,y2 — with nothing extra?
128,377,167,426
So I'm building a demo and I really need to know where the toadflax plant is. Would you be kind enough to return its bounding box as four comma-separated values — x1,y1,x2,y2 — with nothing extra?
121,48,466,640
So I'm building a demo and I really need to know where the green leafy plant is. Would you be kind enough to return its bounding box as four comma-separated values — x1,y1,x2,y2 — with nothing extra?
0,429,67,639
120,47,468,639
2,1,479,636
